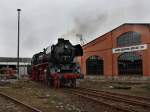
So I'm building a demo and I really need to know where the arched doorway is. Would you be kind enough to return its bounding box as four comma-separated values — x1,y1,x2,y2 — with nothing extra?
86,56,103,75
118,52,143,75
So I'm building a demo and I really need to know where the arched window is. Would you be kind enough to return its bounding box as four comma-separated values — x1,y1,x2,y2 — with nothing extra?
86,56,103,75
117,31,141,47
118,52,143,75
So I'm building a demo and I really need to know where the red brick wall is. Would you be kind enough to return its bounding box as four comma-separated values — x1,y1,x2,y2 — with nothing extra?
79,24,150,76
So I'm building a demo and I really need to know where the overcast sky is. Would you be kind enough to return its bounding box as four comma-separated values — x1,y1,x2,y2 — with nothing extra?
0,0,150,57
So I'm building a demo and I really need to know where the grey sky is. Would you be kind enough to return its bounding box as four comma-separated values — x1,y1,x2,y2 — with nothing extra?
0,0,150,57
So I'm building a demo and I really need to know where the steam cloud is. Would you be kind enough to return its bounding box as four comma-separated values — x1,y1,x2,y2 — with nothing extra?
62,10,108,44
62,0,150,45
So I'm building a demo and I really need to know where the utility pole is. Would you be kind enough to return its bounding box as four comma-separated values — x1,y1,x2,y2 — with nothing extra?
17,9,21,79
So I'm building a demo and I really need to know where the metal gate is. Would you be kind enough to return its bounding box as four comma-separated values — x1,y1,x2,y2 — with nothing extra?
86,56,103,75
118,52,142,75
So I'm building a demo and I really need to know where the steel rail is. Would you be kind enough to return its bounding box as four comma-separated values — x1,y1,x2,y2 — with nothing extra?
68,88,150,112
0,92,43,112
82,87,150,101
77,88,150,108
70,92,137,112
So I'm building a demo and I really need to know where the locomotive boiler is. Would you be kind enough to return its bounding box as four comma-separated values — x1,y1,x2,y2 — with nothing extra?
28,38,83,88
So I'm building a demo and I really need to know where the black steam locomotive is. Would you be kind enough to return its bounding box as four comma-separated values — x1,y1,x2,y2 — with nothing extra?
28,38,83,88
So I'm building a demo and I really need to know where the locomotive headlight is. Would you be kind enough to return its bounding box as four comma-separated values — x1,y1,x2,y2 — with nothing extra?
64,45,68,49
57,69,60,72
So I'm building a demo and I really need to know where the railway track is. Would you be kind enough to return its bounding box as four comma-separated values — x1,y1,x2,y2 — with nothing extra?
68,88,150,112
0,92,43,112
82,88,150,103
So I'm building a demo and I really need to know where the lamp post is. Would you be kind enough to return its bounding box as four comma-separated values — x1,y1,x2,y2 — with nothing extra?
17,9,21,79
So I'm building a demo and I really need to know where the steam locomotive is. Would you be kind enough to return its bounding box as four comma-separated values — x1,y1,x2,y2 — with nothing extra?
28,38,83,88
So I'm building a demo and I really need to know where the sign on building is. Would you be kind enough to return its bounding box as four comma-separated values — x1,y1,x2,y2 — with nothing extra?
112,44,147,53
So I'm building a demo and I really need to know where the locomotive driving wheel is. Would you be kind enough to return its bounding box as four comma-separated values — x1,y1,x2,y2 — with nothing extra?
70,79,76,88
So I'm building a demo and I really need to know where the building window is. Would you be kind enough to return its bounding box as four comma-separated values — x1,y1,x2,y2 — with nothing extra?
118,52,143,75
86,56,103,75
117,31,141,47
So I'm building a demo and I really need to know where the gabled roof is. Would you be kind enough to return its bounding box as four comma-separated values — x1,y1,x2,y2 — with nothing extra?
82,23,150,49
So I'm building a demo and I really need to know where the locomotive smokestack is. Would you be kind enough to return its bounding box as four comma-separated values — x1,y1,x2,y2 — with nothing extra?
58,38,64,43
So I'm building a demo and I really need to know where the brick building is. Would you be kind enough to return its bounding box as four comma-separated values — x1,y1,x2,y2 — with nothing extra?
78,23,150,77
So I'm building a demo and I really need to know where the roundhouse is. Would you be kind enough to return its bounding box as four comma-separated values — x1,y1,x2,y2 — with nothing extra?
79,23,150,77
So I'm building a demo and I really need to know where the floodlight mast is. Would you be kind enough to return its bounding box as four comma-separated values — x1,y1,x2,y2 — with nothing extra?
17,9,21,79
